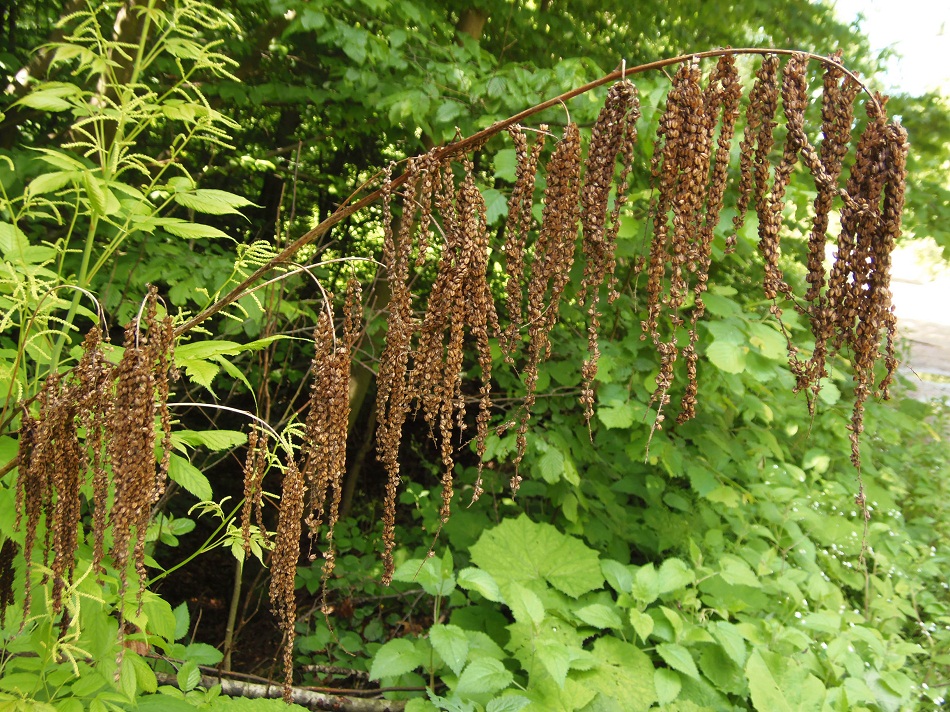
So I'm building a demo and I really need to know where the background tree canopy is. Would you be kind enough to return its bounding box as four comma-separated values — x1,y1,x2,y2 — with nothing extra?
0,1,948,711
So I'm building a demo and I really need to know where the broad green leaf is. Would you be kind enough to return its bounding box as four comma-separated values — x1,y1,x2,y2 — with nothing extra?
430,624,469,677
657,558,695,594
654,668,681,705
746,650,793,712
747,321,787,360
167,454,213,501
656,643,699,680
574,638,656,711
601,559,633,594
711,621,747,667
177,660,201,692
706,340,747,374
172,189,254,216
508,582,544,625
469,515,603,598
179,357,220,391
482,188,508,224
457,567,502,602
369,638,425,680
574,603,622,629
175,336,288,362
535,638,571,687
629,609,654,642
173,603,190,641
631,564,659,605
597,402,635,429
537,445,565,484
392,557,455,596
455,658,512,697
173,429,247,451
486,695,531,712
719,554,760,588
182,643,223,666
817,377,840,406
493,149,518,182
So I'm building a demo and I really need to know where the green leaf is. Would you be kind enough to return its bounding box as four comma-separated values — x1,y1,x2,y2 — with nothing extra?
655,668,681,705
173,603,190,641
469,515,603,598
173,429,247,451
183,642,223,666
656,643,700,680
16,83,81,111
508,582,545,625
629,609,654,643
455,658,513,697
706,340,747,374
817,377,840,406
457,567,502,601
631,564,659,605
435,100,464,126
574,638,656,711
657,558,694,594
597,402,635,429
28,170,78,195
601,560,633,594
392,557,456,596
719,554,760,588
482,188,508,224
179,357,220,391
177,660,201,692
535,638,571,687
160,220,231,240
369,638,426,680
574,603,622,629
711,621,746,667
167,454,213,501
485,695,531,712
430,624,469,677
172,189,254,216
746,650,793,712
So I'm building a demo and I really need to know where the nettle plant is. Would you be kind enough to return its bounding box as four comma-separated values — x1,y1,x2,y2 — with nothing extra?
0,3,916,708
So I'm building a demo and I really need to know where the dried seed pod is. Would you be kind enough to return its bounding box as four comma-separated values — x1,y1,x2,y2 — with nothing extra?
578,80,641,426
241,428,268,556
375,160,422,583
269,457,304,703
731,55,780,252
500,125,546,359
514,122,582,490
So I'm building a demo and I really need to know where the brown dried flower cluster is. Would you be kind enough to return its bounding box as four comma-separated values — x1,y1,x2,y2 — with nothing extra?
579,81,641,425
12,288,175,635
512,123,583,490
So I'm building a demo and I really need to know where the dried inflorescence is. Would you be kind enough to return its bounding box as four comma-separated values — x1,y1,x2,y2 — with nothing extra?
512,122,583,490
240,427,268,556
500,125,546,358
11,289,175,634
268,458,305,702
579,81,641,426
109,288,175,613
303,279,362,591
